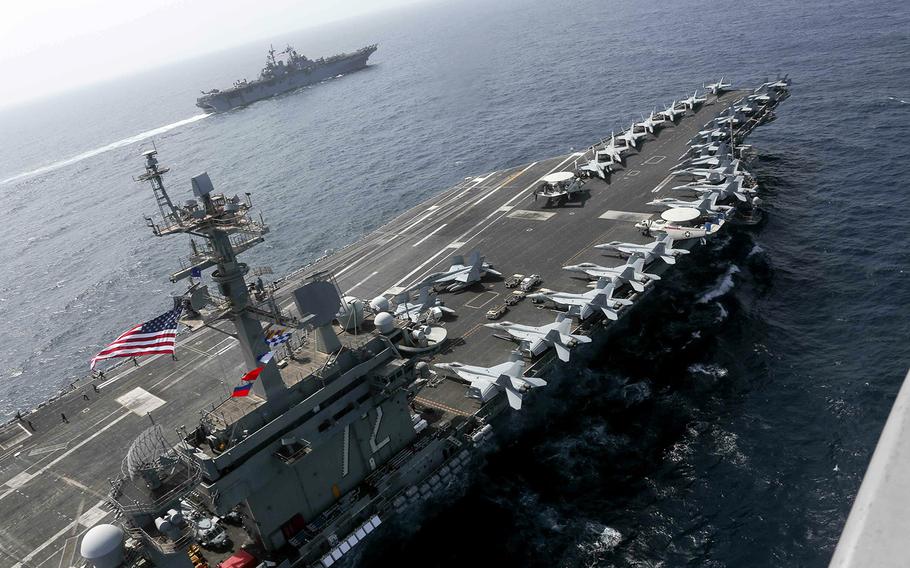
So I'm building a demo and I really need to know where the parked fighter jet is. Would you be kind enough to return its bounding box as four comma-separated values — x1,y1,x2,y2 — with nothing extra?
671,158,746,182
563,256,660,292
595,235,690,265
577,147,613,180
393,286,456,322
637,110,668,134
434,354,545,410
671,178,750,203
680,90,707,110
705,76,732,95
713,107,747,127
415,251,501,292
620,123,648,149
659,101,686,122
484,313,592,362
649,192,728,213
529,278,632,321
679,141,732,162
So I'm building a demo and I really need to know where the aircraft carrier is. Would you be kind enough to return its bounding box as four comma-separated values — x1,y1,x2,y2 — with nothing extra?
0,78,789,568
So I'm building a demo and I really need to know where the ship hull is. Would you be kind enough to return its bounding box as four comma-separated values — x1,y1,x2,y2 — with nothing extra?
197,50,374,113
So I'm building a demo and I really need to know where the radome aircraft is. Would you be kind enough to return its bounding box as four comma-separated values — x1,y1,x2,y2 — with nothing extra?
529,278,632,321
434,355,545,410
705,76,732,95
484,313,592,362
416,251,501,292
595,235,690,265
563,256,660,292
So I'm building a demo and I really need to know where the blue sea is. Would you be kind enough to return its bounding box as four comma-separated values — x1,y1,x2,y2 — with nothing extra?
1,0,909,565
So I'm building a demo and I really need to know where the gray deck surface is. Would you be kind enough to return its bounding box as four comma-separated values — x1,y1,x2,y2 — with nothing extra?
0,90,742,568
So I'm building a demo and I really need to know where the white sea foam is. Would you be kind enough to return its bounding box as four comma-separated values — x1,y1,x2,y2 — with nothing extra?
697,265,740,303
0,113,210,186
688,363,729,378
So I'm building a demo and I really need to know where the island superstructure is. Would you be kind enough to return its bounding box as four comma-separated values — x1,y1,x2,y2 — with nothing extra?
0,77,790,568
196,44,377,112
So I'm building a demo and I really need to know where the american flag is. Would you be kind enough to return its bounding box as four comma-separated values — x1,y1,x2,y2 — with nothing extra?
90,306,182,369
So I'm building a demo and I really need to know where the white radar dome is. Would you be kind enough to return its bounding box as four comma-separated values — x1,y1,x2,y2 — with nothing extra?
80,524,124,568
337,296,365,331
374,312,395,334
370,296,390,312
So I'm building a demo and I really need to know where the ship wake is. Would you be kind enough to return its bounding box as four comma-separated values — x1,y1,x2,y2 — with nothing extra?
0,113,210,186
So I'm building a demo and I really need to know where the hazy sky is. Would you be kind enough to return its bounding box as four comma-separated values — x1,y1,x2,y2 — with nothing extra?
0,0,419,109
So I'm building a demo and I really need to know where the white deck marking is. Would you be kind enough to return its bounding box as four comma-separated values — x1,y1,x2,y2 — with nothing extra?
497,205,513,212
384,286,405,296
464,291,499,309
472,162,538,207
402,154,579,288
77,503,109,528
116,387,165,416
0,423,32,449
28,443,68,457
400,210,439,234
446,241,466,249
390,247,453,288
0,412,130,502
411,224,447,247
507,210,556,221
651,175,674,193
346,271,378,294
4,471,34,489
642,155,666,165
11,499,108,568
599,210,654,222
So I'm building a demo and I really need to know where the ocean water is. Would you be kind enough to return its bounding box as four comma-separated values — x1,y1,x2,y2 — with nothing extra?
1,0,909,565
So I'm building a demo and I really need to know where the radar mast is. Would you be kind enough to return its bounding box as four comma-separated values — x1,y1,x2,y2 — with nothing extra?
136,151,288,406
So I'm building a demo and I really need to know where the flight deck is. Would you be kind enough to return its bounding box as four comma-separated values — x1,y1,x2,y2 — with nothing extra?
0,87,779,568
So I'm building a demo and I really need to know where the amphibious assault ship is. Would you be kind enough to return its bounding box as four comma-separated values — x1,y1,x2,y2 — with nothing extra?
0,78,790,568
196,44,377,112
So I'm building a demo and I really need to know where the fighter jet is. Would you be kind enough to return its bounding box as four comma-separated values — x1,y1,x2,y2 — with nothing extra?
434,354,545,410
658,101,686,123
620,123,648,149
705,76,732,95
636,110,668,134
577,148,613,180
679,141,732,162
393,286,456,322
649,192,728,213
671,178,750,203
692,127,729,144
563,256,660,292
595,235,690,265
528,278,632,321
484,313,592,362
671,158,747,183
415,251,502,292
680,90,707,110
712,107,747,127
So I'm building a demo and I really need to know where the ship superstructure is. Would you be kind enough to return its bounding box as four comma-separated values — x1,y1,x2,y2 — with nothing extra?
0,77,790,568
196,44,377,112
